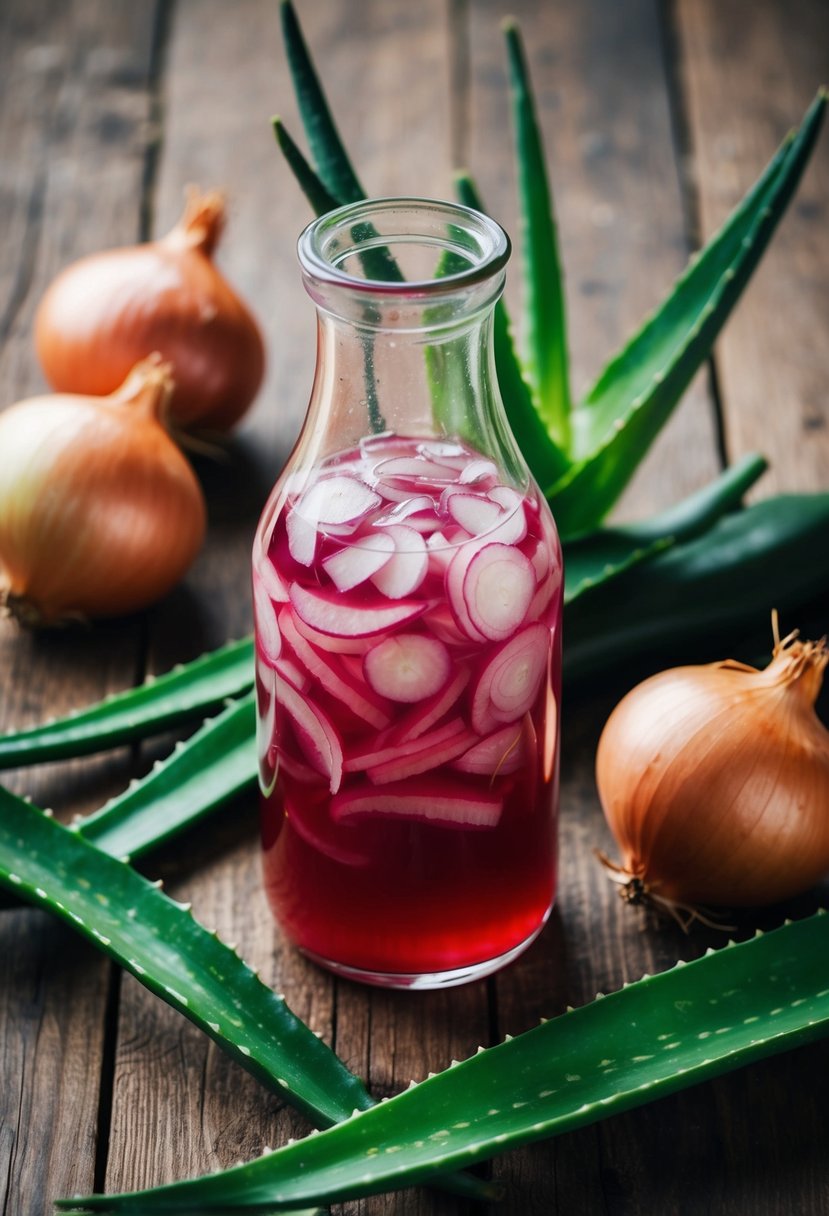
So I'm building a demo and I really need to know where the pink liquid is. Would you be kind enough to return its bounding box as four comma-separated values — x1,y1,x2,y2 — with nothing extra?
253,435,562,982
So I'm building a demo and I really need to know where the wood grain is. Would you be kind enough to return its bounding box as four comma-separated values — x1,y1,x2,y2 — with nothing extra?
674,0,829,494
0,2,159,1211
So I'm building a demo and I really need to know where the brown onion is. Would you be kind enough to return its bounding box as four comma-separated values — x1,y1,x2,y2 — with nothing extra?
595,628,829,923
0,357,206,624
34,190,265,431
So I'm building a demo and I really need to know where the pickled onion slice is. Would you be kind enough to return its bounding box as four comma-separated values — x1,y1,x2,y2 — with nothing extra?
370,525,428,599
331,778,503,829
470,623,549,732
367,725,474,784
363,633,451,702
285,796,372,867
461,542,535,641
392,666,470,742
344,716,466,772
453,722,527,776
287,474,380,565
277,675,344,794
322,532,395,592
253,574,281,663
289,582,427,637
279,609,392,730
446,492,504,535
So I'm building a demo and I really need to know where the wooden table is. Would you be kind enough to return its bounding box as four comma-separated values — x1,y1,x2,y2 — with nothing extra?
2,1,828,1212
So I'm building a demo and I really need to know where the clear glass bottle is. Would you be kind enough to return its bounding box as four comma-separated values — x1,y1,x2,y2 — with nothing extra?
252,198,562,988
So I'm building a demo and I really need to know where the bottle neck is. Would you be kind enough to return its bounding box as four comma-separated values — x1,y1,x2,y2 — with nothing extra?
293,296,527,491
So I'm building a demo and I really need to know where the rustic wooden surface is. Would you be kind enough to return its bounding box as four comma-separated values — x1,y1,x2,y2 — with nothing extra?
1,1,828,1213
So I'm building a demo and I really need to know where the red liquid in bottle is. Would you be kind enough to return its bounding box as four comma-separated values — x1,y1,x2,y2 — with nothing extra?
253,435,562,985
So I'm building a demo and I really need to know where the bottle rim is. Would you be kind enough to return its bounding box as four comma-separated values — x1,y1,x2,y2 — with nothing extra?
297,196,511,297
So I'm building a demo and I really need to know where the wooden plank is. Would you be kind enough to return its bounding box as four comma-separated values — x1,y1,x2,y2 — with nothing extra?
0,1,160,1211
675,0,829,495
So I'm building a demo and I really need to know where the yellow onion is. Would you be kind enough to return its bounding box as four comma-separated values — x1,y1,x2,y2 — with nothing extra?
0,356,206,624
34,189,265,431
595,630,829,921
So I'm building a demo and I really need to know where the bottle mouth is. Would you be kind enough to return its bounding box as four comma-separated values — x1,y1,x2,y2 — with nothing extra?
297,197,510,298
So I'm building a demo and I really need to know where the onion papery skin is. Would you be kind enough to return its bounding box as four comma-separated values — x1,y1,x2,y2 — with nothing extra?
596,642,829,909
0,362,206,624
34,192,265,431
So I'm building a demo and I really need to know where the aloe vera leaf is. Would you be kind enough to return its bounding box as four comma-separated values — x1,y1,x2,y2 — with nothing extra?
0,636,254,770
503,20,571,449
0,694,258,914
280,0,364,204
0,787,372,1127
58,912,829,1212
272,117,340,214
564,492,829,683
78,692,257,861
0,792,491,1203
564,452,767,604
548,90,827,538
454,172,570,487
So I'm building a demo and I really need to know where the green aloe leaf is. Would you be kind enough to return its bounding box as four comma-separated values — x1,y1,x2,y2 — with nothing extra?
549,89,827,538
280,0,364,204
0,694,257,913
0,787,371,1127
503,19,571,448
0,792,491,1203
79,692,256,861
0,637,254,770
564,491,829,683
58,912,829,1212
454,172,570,487
564,453,766,604
272,117,340,214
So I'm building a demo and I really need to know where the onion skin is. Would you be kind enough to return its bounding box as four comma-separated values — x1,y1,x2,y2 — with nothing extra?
34,191,265,431
0,358,206,624
596,641,829,911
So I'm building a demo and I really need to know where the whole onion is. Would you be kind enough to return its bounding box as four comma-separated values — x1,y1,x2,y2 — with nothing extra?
595,629,829,923
34,190,265,431
0,357,206,624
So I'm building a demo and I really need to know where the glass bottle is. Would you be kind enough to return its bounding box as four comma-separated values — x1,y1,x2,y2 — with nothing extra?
252,198,562,989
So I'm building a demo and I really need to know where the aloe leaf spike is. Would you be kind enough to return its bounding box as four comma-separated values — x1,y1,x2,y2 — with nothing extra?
78,691,257,861
58,912,829,1212
280,0,364,204
0,793,491,1203
0,787,370,1127
549,90,827,537
563,452,767,604
503,19,571,449
0,636,254,770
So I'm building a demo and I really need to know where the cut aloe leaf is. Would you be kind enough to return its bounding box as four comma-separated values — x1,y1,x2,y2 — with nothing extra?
280,0,364,205
58,912,829,1212
0,791,490,1203
503,20,571,448
272,117,340,214
454,172,570,488
79,692,257,861
549,90,826,538
0,787,370,1127
564,452,767,604
0,694,257,913
565,492,829,683
0,636,254,770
